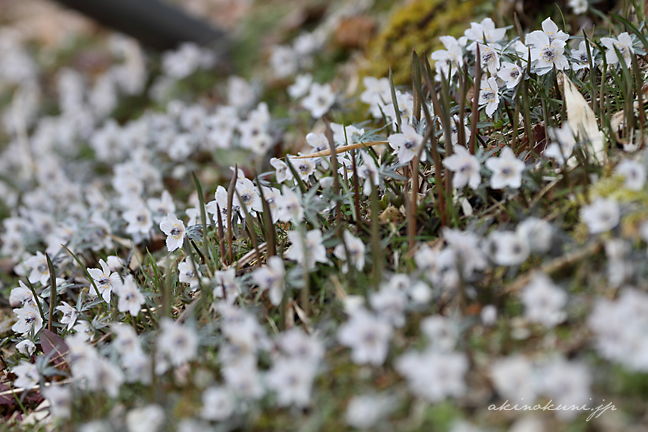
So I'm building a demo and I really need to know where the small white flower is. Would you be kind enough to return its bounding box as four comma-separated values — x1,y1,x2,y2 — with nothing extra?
491,356,537,403
25,251,50,286
178,259,199,290
370,287,407,328
252,256,285,306
16,340,36,356
333,230,366,273
157,318,198,369
10,281,36,307
159,213,186,252
516,217,553,253
488,231,530,266
568,0,588,14
601,32,634,66
265,358,316,407
13,360,39,389
56,301,78,331
285,229,328,270
570,41,591,71
117,275,145,317
201,387,235,421
478,77,500,117
580,197,620,234
478,43,500,74
442,146,481,190
270,157,293,184
289,156,317,182
615,159,646,191
388,123,424,164
88,259,121,303
301,83,335,118
497,62,523,89
337,308,392,366
544,122,576,165
234,178,263,214
431,36,464,79
527,32,569,75
521,272,567,328
288,73,313,99
345,394,393,429
395,349,468,402
275,185,304,224
485,147,525,189
43,385,71,419
12,303,43,335
123,203,154,237
126,404,165,432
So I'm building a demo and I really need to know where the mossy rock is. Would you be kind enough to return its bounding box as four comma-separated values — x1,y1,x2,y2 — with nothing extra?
364,0,491,85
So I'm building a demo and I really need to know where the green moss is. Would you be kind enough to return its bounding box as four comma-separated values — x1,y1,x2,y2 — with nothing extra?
364,0,489,85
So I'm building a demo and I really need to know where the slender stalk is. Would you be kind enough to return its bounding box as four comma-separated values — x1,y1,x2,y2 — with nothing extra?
46,253,57,332
323,117,342,227
469,44,482,154
226,165,238,265
370,181,382,286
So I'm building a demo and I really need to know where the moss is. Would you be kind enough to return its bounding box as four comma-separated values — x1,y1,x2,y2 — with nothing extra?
364,0,490,85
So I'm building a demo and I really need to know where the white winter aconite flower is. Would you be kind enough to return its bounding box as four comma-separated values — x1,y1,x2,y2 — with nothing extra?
337,308,392,366
521,272,567,328
580,197,620,234
601,32,634,66
442,146,481,190
485,147,525,189
159,213,185,252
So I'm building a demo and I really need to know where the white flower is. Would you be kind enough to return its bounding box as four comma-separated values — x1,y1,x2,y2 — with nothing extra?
13,361,39,389
421,315,459,352
270,157,293,184
43,385,71,419
544,122,576,165
10,281,36,307
497,62,523,89
88,259,121,303
123,203,154,237
201,387,235,421
159,213,185,252
488,231,530,266
491,356,537,403
388,123,424,164
289,157,317,181
222,358,265,399
431,36,464,79
464,18,506,50
615,159,646,191
357,152,379,196
521,272,567,328
276,328,325,362
25,251,50,286
527,32,569,75
580,197,620,234
301,83,335,118
147,190,176,222
485,147,525,189
345,394,393,429
288,74,312,99
601,32,634,66
265,358,316,407
360,76,391,118
370,287,407,328
516,217,553,253
270,45,298,78
157,318,198,368
234,178,263,214
178,259,199,290
333,230,366,273
529,18,570,44
478,43,500,74
414,245,460,290
539,357,591,419
56,301,78,331
275,185,304,224
442,146,481,190
395,349,468,402
252,256,285,306
478,77,500,117
285,229,328,270
126,404,165,432
16,340,36,356
12,303,43,335
481,305,497,326
337,308,392,366
205,185,231,228
568,0,588,14
443,228,488,277
117,275,145,317
213,268,240,303
570,41,591,71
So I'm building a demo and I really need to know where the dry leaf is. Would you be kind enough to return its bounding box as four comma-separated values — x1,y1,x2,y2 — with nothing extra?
561,72,605,164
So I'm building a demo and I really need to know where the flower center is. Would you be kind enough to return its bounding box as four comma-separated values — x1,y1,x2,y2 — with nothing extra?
541,46,556,62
